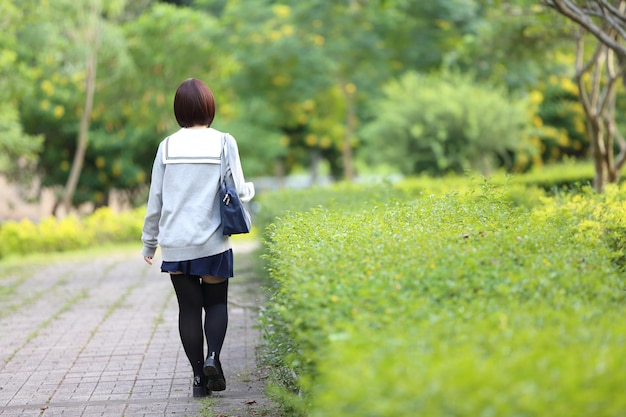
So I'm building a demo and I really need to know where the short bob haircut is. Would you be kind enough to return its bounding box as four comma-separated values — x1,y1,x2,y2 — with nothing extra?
173,78,216,128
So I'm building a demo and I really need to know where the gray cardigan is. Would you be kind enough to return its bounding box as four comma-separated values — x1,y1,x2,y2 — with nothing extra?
141,127,255,262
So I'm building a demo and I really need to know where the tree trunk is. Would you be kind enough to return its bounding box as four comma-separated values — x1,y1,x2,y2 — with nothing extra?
61,2,100,215
309,148,321,186
547,0,626,192
574,33,624,192
61,48,98,214
341,82,356,182
275,159,286,188
587,118,607,192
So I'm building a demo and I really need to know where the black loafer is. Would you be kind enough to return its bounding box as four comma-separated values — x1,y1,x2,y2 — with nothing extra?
203,357,226,391
193,375,208,397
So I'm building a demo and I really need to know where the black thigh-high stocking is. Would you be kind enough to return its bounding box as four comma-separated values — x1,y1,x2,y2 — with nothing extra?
170,274,204,378
202,280,229,360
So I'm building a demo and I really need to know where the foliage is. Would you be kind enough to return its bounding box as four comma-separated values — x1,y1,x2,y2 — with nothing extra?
451,0,574,90
530,72,589,164
543,0,626,191
213,0,484,179
360,72,536,176
4,0,621,209
261,181,626,416
0,207,145,259
17,0,147,207
255,161,597,236
0,1,42,180
254,181,412,234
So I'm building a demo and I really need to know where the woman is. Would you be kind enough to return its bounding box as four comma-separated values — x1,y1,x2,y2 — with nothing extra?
141,78,255,397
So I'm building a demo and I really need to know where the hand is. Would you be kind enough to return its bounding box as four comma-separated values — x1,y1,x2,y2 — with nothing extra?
144,256,153,265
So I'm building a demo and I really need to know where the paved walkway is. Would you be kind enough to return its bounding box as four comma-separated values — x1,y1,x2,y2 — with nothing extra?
0,241,279,417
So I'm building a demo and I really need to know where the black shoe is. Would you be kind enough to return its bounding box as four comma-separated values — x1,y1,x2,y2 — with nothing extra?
203,356,226,391
193,375,208,397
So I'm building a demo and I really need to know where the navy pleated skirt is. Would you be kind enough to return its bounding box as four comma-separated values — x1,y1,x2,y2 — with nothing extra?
160,249,234,278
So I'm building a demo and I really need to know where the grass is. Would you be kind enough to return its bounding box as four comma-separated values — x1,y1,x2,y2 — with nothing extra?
0,241,144,272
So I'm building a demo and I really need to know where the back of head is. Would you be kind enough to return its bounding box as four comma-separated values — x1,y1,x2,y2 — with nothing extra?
173,78,216,128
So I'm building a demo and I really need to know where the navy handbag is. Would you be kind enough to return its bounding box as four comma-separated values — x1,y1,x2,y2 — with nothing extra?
219,135,251,235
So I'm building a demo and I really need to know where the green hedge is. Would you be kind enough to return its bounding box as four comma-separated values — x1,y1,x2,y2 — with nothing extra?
261,182,626,416
0,207,145,259
256,162,595,235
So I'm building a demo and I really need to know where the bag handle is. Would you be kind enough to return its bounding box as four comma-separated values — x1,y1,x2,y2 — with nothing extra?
219,133,228,186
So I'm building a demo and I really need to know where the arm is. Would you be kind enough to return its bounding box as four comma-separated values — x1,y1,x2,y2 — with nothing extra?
225,134,255,203
141,144,165,259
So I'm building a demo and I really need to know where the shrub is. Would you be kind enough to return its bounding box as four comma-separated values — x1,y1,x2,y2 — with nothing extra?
359,71,535,176
262,184,626,416
0,206,146,259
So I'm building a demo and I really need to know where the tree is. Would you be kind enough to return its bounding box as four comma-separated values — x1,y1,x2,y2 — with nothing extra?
100,3,227,197
450,1,573,90
60,0,102,215
544,0,626,191
17,0,150,213
212,0,481,182
360,72,534,176
0,1,42,183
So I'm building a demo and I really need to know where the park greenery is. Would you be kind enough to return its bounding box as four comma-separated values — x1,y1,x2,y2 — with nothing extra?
260,177,626,417
2,1,626,415
1,164,623,416
4,0,626,212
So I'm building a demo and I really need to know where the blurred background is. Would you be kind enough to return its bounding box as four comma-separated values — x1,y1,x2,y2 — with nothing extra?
0,0,601,220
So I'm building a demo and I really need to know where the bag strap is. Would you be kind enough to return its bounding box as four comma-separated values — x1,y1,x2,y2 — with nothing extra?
219,133,228,186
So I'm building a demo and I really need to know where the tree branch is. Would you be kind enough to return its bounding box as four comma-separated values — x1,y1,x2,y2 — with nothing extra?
545,0,626,57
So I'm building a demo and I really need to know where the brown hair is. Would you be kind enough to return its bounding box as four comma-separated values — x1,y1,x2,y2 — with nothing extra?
173,78,216,128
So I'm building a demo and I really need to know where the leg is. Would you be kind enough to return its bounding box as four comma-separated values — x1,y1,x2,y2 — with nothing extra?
170,274,206,396
201,277,228,390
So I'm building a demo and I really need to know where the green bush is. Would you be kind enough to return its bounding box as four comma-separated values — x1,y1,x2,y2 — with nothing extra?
359,71,536,175
255,181,412,233
262,183,626,416
0,206,145,259
256,161,596,238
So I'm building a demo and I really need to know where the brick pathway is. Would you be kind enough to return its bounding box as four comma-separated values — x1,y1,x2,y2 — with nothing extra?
0,241,278,417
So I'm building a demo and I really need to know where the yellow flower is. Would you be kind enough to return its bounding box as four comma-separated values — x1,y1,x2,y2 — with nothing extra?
529,90,544,105
53,105,65,118
434,19,451,30
320,136,332,149
135,171,146,184
271,75,290,86
574,118,586,134
560,77,578,95
281,25,294,36
313,35,325,46
305,134,317,147
272,4,291,18
41,80,54,96
345,83,357,94
269,30,281,41
302,100,315,111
